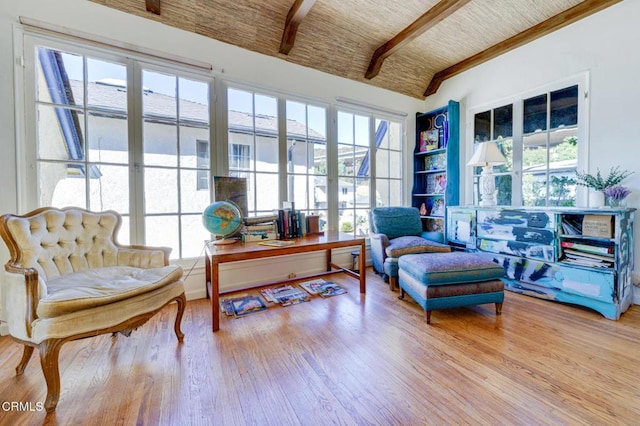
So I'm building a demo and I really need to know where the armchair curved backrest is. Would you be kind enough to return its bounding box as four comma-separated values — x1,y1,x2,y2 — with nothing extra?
370,207,423,238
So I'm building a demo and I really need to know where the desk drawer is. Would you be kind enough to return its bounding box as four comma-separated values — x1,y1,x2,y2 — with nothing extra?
477,210,555,230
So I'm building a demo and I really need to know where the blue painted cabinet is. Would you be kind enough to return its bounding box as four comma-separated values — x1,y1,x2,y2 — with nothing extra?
447,206,636,319
413,100,459,243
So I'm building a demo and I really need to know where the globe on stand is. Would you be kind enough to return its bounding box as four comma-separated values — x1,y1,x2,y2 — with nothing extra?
202,201,243,245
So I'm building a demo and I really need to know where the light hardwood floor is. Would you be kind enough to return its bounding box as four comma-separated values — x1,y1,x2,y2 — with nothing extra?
1,268,639,425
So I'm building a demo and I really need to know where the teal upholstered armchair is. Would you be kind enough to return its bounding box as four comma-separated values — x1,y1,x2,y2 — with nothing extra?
370,207,451,290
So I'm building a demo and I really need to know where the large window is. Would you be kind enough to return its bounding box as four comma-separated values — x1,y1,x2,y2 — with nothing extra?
26,35,213,259
472,83,581,207
24,34,403,261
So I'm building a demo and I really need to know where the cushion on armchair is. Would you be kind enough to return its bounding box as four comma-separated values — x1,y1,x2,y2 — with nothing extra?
37,265,183,318
385,236,451,257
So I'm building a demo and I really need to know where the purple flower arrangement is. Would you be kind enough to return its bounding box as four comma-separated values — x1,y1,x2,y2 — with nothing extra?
603,185,631,206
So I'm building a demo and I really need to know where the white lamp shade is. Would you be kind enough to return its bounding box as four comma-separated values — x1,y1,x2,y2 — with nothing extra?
467,141,507,167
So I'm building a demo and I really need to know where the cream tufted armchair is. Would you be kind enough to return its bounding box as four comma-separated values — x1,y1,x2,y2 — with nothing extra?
0,207,186,412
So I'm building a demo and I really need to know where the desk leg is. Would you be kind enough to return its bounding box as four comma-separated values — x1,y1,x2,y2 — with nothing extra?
359,241,366,293
212,259,220,332
325,248,332,271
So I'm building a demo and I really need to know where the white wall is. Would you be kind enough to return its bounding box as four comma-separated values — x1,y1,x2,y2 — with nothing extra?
0,0,422,317
425,0,640,303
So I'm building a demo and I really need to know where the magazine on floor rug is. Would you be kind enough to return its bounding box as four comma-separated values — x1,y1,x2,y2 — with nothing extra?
260,285,310,306
231,295,268,317
299,279,347,298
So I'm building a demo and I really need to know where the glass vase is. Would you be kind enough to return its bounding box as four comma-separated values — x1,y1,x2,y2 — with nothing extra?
605,195,626,208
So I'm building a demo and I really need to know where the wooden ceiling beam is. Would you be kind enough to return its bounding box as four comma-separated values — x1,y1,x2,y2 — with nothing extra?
145,0,161,15
279,0,318,55
365,0,471,80
424,0,623,97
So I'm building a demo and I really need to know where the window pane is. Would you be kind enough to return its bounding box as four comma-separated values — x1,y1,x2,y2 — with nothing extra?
179,77,208,123
389,151,401,179
523,173,547,206
474,110,491,142
88,113,128,164
145,215,179,259
39,162,87,208
523,133,547,172
37,48,84,106
549,129,578,170
286,101,306,137
180,169,210,213
354,115,369,146
355,208,370,236
289,174,308,208
144,167,178,213
495,138,513,173
548,173,576,207
181,214,209,258
87,58,127,112
354,146,369,177
256,135,278,172
389,122,401,151
338,144,355,176
376,179,389,206
337,111,353,144
308,105,326,140
311,176,327,209
390,179,402,206
550,85,578,129
493,104,513,139
524,94,547,133
495,175,512,206
179,125,209,168
228,133,252,170
376,149,389,178
38,105,85,161
313,141,327,175
255,173,279,211
117,215,130,246
255,94,277,133
143,70,176,118
89,164,129,213
144,120,177,167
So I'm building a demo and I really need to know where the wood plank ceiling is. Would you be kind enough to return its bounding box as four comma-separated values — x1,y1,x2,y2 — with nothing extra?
92,0,620,99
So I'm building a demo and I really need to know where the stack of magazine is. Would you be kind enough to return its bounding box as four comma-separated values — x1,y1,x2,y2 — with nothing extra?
260,285,310,306
560,241,614,268
299,279,347,298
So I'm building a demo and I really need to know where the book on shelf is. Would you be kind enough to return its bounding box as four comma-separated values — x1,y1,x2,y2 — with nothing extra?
244,214,279,226
561,217,583,235
561,257,612,268
563,249,614,262
560,241,613,255
260,285,310,306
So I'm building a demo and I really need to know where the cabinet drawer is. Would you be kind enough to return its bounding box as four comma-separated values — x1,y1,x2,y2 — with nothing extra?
477,222,555,245
477,210,555,230
478,238,554,261
487,253,614,303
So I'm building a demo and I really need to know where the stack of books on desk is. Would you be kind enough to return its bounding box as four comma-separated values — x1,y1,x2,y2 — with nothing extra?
240,215,278,242
560,241,614,268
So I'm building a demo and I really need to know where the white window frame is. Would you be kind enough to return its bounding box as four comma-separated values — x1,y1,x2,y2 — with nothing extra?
466,74,589,207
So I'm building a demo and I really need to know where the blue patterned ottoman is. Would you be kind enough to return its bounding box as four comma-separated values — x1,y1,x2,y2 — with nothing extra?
398,252,505,324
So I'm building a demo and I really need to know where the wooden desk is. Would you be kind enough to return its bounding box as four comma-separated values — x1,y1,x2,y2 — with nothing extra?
204,231,366,332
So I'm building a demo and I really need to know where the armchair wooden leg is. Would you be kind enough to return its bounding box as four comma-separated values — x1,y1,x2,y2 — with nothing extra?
496,302,503,315
389,276,398,291
16,345,34,375
174,293,187,342
39,339,65,412
426,310,432,324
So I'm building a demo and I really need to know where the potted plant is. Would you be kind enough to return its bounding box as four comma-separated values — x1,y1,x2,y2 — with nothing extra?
575,166,633,207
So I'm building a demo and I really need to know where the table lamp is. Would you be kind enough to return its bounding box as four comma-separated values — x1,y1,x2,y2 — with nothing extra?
467,141,507,206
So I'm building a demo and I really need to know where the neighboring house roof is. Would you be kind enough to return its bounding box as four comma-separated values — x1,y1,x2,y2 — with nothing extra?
68,79,323,139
